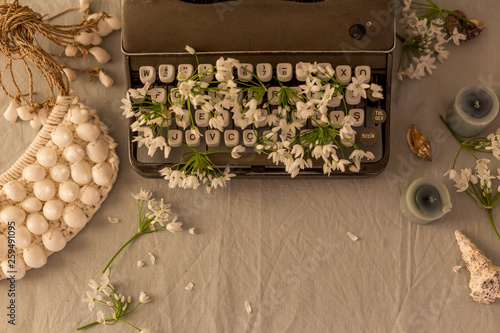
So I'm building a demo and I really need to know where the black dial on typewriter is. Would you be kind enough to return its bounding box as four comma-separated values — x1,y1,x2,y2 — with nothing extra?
349,24,366,40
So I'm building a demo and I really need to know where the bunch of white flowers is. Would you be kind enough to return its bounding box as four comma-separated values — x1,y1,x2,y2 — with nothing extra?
78,268,152,332
124,46,383,191
397,0,471,80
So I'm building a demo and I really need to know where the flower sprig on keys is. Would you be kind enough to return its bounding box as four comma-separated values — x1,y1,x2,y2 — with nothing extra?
397,0,480,80
122,46,384,191
77,269,152,332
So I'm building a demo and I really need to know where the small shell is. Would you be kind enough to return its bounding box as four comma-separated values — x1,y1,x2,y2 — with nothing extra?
50,164,70,183
99,70,114,88
0,235,7,261
407,125,432,161
3,180,27,202
79,185,101,206
36,147,58,167
446,10,486,41
30,115,42,130
38,108,48,126
89,46,111,63
1,255,26,280
92,162,114,186
17,105,35,121
42,228,66,252
91,33,102,45
62,205,87,228
65,45,78,57
3,100,19,122
71,161,92,185
68,107,89,124
42,200,64,221
23,164,47,182
105,14,122,30
64,144,85,163
14,225,32,249
51,126,74,148
185,282,194,291
94,20,114,37
26,213,49,234
33,179,56,201
58,180,80,202
21,196,43,213
74,31,92,45
23,244,47,268
0,205,26,226
63,67,77,82
76,123,101,142
86,139,110,163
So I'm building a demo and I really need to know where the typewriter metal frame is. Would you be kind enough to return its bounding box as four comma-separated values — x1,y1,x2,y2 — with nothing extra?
122,0,395,178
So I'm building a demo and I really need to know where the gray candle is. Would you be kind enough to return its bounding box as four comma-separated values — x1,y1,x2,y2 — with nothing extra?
445,84,499,137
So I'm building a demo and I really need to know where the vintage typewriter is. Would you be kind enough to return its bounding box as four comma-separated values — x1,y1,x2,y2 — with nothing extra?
121,0,395,178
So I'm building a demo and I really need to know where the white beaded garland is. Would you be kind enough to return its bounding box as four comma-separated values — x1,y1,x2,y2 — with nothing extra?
42,200,64,221
1,255,26,280
64,144,85,163
71,161,92,185
26,213,49,234
36,147,58,167
86,139,109,163
62,205,87,228
0,205,26,226
2,180,27,202
22,164,46,182
23,244,47,268
42,228,66,252
51,126,73,148
33,179,56,201
14,225,32,249
76,122,101,141
92,162,113,186
21,196,43,213
79,185,101,206
49,164,70,183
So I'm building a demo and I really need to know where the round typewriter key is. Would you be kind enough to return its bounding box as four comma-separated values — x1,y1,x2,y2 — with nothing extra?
359,127,377,146
372,108,387,124
349,24,366,40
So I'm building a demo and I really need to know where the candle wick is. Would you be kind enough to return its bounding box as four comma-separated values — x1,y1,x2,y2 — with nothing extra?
473,100,481,109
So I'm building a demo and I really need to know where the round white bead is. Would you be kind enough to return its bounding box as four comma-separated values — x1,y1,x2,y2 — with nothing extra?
42,228,66,252
14,225,32,249
23,244,47,268
51,126,73,148
1,256,26,280
62,205,87,228
0,205,26,226
3,180,26,202
76,123,101,142
36,148,58,167
26,213,49,234
71,161,92,185
92,162,114,186
86,139,109,163
49,164,70,183
33,179,56,201
79,185,101,206
22,164,46,182
42,200,64,221
21,196,43,213
64,144,85,163
58,180,80,202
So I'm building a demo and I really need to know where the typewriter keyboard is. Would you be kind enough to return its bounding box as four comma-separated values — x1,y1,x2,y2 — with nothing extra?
125,53,391,178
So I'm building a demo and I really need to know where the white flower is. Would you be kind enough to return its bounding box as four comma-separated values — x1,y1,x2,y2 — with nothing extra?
166,216,183,233
132,188,152,201
96,310,105,324
82,290,102,311
88,279,99,291
185,45,196,55
346,75,370,98
448,28,467,45
231,145,245,159
369,83,384,99
414,54,437,75
139,291,151,304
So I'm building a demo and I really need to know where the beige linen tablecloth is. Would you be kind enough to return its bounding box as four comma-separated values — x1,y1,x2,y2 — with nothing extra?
1,0,500,332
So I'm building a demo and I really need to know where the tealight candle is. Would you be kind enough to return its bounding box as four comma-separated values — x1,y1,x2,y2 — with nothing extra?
400,177,452,224
445,84,499,137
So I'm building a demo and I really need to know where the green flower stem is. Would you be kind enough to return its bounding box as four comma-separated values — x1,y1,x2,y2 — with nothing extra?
102,232,140,274
487,209,500,240
118,319,141,331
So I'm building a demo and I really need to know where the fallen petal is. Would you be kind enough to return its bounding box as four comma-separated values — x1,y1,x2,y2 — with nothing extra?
453,265,462,273
108,217,119,224
137,260,144,268
347,232,358,241
148,252,156,265
189,227,198,235
245,301,252,313
185,282,194,291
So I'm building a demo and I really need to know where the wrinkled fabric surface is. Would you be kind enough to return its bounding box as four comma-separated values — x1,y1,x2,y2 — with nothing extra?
1,1,500,332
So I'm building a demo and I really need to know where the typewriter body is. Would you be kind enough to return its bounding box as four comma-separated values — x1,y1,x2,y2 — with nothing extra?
121,0,395,178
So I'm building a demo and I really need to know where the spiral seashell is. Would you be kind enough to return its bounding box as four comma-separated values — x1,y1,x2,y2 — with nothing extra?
407,125,431,161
